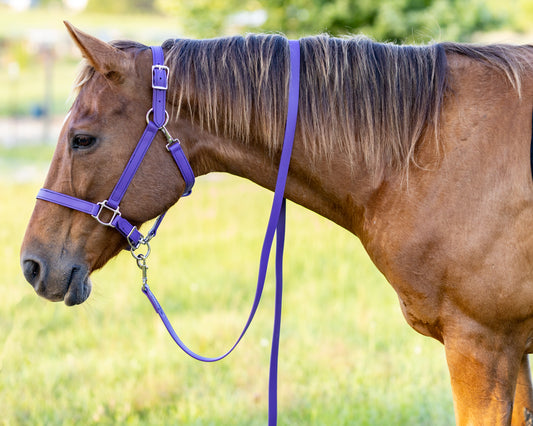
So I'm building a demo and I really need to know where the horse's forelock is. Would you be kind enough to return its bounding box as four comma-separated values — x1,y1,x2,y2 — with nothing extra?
71,40,149,98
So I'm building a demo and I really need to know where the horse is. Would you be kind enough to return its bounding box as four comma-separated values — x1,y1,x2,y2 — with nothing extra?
20,21,533,425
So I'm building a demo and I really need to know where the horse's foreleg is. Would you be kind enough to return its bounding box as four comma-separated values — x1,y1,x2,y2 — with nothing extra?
444,329,523,426
512,355,533,426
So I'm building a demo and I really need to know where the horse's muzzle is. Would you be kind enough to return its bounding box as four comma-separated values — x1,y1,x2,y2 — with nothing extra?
21,253,91,306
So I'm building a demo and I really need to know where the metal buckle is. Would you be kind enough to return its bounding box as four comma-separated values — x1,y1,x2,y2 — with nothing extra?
92,200,121,227
152,65,169,90
126,226,146,251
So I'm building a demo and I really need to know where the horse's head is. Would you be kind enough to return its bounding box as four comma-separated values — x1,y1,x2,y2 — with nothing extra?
20,23,188,305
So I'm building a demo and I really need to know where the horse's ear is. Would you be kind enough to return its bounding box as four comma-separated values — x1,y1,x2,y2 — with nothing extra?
64,21,129,79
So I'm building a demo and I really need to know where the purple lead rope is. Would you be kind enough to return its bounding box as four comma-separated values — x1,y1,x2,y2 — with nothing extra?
142,40,300,425
35,40,298,423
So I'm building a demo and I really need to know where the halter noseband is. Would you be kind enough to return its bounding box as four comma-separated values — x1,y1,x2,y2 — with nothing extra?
36,46,195,250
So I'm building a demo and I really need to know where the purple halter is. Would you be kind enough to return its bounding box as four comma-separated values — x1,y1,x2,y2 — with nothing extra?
35,41,300,425
36,46,195,249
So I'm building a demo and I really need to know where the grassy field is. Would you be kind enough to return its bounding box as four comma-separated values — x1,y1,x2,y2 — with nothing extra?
0,146,455,425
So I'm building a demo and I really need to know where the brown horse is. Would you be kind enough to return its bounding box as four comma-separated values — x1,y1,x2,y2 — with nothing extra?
20,22,533,424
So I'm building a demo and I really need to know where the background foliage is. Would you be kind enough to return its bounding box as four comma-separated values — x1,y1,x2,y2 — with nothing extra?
156,0,509,41
12,0,529,42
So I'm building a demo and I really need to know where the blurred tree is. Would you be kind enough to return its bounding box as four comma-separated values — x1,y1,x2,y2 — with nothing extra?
156,0,256,37
39,0,64,6
509,0,533,33
86,0,156,14
157,0,505,42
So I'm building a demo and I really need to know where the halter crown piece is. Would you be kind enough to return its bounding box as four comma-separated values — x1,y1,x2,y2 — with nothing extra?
35,41,300,425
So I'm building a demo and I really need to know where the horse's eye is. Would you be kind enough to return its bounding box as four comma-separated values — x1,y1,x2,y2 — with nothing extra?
72,134,97,150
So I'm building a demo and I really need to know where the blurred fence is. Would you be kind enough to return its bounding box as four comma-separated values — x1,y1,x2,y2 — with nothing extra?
1,25,73,147
0,115,63,147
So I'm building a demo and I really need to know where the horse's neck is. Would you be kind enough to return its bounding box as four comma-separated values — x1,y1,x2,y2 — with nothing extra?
174,117,381,236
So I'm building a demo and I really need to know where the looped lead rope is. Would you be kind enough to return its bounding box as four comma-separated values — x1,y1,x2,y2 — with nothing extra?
139,40,300,425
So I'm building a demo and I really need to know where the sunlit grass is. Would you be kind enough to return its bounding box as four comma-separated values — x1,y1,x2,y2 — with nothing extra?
0,152,454,424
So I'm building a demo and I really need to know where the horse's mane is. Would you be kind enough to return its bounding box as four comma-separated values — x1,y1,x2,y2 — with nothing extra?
75,35,532,176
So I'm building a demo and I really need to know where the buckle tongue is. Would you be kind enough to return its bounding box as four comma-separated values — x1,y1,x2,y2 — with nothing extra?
92,200,121,227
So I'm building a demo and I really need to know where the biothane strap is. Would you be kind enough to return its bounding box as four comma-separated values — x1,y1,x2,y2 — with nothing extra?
141,39,300,425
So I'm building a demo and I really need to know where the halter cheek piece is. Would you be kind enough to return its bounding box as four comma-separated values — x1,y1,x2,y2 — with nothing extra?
35,42,300,426
36,46,195,250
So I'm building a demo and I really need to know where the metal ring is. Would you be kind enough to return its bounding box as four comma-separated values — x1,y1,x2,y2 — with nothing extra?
145,108,169,128
131,240,151,262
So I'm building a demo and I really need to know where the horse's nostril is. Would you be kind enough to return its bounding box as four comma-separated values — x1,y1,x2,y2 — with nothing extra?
23,258,41,288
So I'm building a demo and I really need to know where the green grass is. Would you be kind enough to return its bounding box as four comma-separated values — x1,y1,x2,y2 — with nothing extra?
0,149,454,424
0,144,55,163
